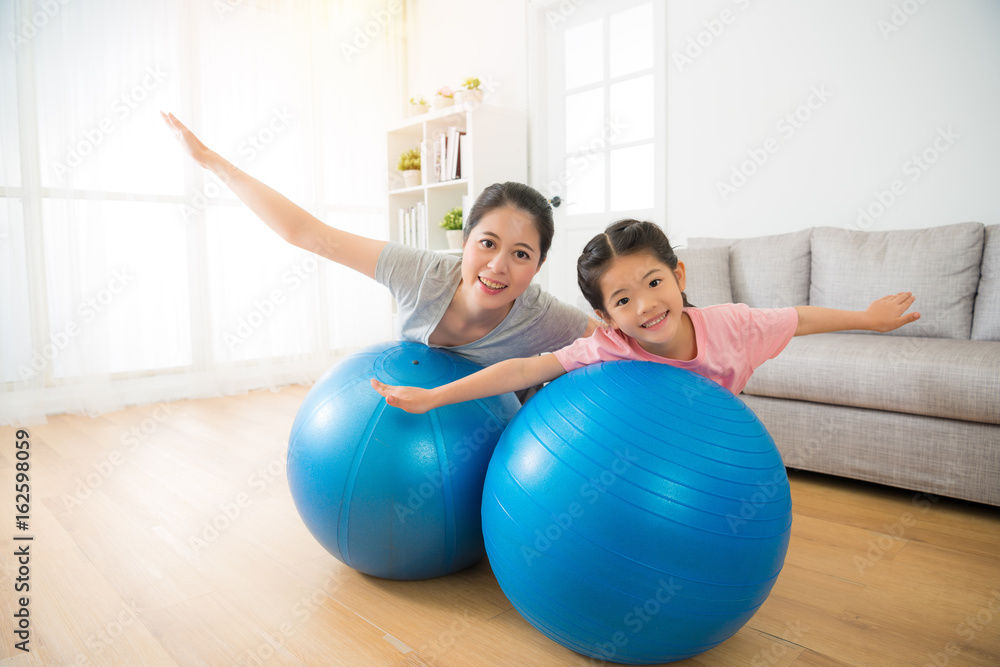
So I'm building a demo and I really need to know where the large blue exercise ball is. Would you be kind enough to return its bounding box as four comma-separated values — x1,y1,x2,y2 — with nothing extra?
287,341,520,580
482,362,792,664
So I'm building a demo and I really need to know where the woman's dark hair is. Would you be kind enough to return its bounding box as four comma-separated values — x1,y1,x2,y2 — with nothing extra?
578,219,693,314
465,182,555,264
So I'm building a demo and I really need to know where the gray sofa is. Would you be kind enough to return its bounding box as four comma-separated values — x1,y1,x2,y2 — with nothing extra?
678,222,999,507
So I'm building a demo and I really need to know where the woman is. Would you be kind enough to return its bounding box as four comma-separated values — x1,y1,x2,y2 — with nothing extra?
161,112,597,370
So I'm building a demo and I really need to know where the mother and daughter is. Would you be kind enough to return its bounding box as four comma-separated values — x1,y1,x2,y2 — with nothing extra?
372,219,919,412
162,112,918,410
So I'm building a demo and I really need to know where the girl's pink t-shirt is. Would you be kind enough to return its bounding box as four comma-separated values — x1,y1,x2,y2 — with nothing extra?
552,304,799,394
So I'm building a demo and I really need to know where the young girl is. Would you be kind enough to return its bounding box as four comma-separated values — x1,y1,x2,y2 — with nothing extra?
371,219,920,412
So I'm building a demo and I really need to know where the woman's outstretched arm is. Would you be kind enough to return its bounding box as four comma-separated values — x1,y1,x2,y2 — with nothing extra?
162,111,386,280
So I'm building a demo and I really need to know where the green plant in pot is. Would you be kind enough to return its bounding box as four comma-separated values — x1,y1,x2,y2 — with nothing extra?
456,77,483,104
397,147,421,188
440,206,464,249
408,95,429,116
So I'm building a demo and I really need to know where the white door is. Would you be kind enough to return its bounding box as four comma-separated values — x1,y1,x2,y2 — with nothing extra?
529,0,666,309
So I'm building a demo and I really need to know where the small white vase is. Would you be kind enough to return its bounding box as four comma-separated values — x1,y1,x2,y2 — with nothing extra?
445,229,463,250
408,103,429,117
432,96,454,110
455,89,483,105
402,170,421,188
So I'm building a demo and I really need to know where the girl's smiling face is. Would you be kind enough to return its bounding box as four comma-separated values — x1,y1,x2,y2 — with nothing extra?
460,205,544,309
596,251,691,357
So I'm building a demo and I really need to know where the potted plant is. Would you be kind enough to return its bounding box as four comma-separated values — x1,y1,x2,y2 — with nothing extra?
397,147,421,188
439,206,463,249
454,77,483,104
408,95,429,117
432,86,454,110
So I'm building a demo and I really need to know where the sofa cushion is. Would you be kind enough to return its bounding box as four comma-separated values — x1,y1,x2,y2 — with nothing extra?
744,333,1000,425
972,224,999,341
742,394,1000,507
675,246,733,306
809,223,984,339
687,228,811,308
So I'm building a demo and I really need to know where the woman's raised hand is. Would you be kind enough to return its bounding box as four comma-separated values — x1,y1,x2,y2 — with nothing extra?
160,109,385,279
161,111,216,170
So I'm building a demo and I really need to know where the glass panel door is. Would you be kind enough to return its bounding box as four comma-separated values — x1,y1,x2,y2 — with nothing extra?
531,0,665,307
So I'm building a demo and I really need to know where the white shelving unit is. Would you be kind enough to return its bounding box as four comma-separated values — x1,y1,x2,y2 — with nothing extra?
386,104,527,253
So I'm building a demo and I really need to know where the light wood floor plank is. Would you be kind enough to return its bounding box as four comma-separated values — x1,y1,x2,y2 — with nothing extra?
1,502,176,665
790,649,857,666
789,472,1000,560
1,387,998,665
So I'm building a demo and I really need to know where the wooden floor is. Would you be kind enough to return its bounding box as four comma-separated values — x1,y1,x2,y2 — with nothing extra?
1,385,998,666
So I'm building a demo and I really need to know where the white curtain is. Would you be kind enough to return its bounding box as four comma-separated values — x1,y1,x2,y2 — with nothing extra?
0,0,401,424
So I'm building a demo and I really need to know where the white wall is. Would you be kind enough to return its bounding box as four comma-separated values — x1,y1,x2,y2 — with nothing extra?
405,1,1000,243
665,0,1000,242
403,0,528,113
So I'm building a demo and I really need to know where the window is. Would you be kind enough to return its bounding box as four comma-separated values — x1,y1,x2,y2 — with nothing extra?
560,2,657,215
0,0,402,422
531,0,665,305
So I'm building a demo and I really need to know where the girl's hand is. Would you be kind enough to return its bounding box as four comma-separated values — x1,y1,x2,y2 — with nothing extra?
161,111,217,169
866,292,920,332
370,378,438,414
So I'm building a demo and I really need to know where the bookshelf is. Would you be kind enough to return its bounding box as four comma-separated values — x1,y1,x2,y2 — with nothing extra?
386,104,527,253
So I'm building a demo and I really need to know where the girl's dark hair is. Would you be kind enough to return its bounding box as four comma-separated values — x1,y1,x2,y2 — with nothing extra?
465,182,555,264
578,219,693,314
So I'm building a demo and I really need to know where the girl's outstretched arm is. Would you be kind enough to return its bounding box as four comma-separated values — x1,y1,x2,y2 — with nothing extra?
370,354,567,414
794,292,920,336
161,112,386,280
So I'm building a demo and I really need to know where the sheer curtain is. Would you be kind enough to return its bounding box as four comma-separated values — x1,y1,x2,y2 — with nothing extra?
0,0,401,424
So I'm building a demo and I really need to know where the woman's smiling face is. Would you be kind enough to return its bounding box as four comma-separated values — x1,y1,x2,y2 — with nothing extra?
460,205,544,308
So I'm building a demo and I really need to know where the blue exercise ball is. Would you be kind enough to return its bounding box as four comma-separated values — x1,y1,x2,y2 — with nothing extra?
482,362,791,664
287,341,520,581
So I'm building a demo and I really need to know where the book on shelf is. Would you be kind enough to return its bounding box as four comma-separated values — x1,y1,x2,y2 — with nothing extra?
456,132,467,180
438,132,446,183
426,125,467,184
397,202,428,249
419,140,428,187
446,127,466,180
447,127,458,181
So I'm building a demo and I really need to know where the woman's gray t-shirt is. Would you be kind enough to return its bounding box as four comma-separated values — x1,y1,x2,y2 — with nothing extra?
375,242,588,367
